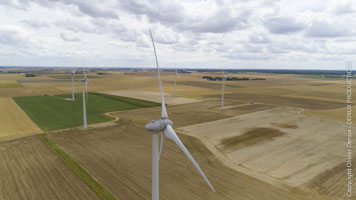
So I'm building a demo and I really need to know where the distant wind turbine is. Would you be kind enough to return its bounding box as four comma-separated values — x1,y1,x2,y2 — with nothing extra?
145,30,215,200
71,69,76,101
82,69,88,128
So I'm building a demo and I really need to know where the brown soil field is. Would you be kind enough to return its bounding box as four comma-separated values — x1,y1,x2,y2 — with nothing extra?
210,92,345,110
303,106,356,124
0,98,42,139
48,115,322,200
179,107,352,199
102,90,202,105
0,136,98,200
0,70,349,200
305,155,356,199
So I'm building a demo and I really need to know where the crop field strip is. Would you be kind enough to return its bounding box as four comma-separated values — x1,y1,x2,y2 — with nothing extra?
0,98,41,139
13,93,159,131
0,136,98,200
48,106,322,200
39,134,117,200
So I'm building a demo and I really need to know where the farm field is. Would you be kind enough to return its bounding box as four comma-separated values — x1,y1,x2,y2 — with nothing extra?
13,92,159,131
103,90,202,105
48,112,321,200
0,98,41,139
179,106,353,200
0,80,22,88
0,68,353,200
0,136,98,200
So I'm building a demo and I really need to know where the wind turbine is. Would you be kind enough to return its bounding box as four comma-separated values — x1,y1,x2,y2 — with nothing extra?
71,69,76,101
84,68,89,102
145,30,215,200
221,70,229,110
174,68,177,97
82,69,88,128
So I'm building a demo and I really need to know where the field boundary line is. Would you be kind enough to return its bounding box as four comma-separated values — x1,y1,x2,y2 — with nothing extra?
39,134,118,200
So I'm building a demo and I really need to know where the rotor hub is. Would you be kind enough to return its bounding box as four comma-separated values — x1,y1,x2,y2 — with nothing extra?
145,118,173,132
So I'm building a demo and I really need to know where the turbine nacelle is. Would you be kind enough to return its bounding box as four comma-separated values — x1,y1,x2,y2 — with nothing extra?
145,118,172,132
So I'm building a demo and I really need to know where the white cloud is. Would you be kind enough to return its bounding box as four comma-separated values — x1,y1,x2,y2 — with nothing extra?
0,0,355,69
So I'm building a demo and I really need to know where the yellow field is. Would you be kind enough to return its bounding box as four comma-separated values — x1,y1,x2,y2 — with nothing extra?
0,98,42,139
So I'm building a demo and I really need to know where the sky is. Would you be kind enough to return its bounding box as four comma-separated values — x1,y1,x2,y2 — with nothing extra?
0,0,355,69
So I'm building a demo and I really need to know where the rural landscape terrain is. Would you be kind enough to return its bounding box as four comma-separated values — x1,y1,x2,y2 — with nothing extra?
0,67,353,200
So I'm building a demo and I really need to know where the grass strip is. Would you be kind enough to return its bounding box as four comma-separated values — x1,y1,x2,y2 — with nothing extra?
39,134,117,200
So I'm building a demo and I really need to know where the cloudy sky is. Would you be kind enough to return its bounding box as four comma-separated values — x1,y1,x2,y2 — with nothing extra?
0,0,355,69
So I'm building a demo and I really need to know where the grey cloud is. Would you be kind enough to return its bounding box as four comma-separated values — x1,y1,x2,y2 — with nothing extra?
265,17,306,34
119,0,183,24
0,0,30,10
306,20,353,38
3,0,119,19
119,0,250,33
22,19,50,28
332,2,354,15
69,0,119,19
0,26,29,46
248,34,271,44
60,32,81,42
55,19,103,34
179,9,250,33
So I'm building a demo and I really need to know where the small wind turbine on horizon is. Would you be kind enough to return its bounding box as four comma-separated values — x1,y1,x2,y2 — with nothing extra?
221,70,230,110
82,68,88,128
71,69,76,101
145,30,215,200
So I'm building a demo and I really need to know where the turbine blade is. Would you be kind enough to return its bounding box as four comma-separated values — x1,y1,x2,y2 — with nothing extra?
164,125,216,192
158,133,165,161
149,30,168,118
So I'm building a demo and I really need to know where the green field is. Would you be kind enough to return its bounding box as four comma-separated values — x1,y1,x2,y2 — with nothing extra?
0,82,22,88
13,93,159,131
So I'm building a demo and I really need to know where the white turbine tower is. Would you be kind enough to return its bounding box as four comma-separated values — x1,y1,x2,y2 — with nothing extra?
145,30,215,200
221,70,229,110
84,68,89,102
174,68,177,97
82,69,88,128
71,69,76,101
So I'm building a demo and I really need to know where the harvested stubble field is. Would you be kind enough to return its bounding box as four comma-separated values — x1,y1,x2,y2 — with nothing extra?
0,136,98,200
179,107,353,200
103,90,202,105
210,92,345,110
0,98,41,139
0,80,22,88
0,70,351,200
48,110,320,200
13,93,159,131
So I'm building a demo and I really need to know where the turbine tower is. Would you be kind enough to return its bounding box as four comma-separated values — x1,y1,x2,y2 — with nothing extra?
84,68,89,102
82,70,88,128
145,30,215,200
221,70,229,110
71,69,76,101
174,68,177,97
